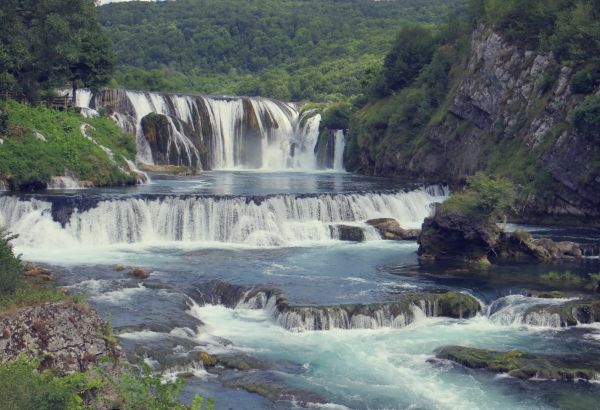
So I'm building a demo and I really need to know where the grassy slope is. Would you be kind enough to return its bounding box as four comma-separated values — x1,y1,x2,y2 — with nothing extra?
0,101,137,190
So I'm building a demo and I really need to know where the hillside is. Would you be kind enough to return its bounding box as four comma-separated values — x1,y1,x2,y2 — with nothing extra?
346,0,600,223
0,101,142,191
98,0,465,101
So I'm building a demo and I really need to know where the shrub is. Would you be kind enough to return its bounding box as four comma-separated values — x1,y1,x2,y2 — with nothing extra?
570,95,600,141
442,172,515,222
0,230,22,296
0,355,89,410
571,65,600,94
320,103,352,131
0,108,8,135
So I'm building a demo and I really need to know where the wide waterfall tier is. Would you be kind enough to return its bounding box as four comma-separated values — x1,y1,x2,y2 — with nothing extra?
0,186,446,249
73,89,343,172
189,280,481,332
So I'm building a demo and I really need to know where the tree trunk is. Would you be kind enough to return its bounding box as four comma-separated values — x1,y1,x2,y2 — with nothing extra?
72,83,77,107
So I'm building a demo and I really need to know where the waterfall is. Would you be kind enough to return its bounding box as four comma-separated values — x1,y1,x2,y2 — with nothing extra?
73,89,332,172
190,280,480,333
333,130,345,171
0,186,447,249
486,295,570,328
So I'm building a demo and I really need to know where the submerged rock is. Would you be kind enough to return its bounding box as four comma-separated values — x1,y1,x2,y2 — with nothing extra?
523,300,600,327
366,218,420,240
435,345,600,382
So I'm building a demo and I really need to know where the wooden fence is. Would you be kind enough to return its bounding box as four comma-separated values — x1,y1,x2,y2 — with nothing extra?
0,90,73,111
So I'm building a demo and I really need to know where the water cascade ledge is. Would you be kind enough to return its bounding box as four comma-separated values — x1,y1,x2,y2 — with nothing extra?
0,186,447,248
74,89,343,172
190,280,482,332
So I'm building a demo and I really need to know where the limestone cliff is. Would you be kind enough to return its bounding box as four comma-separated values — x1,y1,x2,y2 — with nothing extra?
348,26,600,223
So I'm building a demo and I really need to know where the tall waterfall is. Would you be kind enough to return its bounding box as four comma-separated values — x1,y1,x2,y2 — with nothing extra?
0,186,447,249
73,89,342,172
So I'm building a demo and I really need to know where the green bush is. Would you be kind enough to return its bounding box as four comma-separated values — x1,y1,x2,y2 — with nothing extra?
0,108,8,135
0,355,89,410
570,95,600,141
442,172,515,222
571,65,600,94
320,103,352,130
0,230,22,296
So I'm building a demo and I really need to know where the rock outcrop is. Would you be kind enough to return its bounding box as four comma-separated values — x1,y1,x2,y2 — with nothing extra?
418,207,586,265
0,302,114,373
435,346,600,382
367,218,420,240
348,25,600,222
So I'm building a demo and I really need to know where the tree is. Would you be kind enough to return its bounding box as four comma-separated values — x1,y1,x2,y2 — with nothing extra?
381,26,436,94
0,0,114,103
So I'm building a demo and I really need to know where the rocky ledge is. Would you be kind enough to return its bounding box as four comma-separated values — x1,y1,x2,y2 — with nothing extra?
418,207,590,265
191,280,481,332
366,218,420,240
435,346,600,382
0,301,116,373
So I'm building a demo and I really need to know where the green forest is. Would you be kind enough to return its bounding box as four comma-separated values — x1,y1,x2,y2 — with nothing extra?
98,0,464,101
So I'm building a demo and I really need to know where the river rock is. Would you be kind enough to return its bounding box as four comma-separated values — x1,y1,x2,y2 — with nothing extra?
331,224,365,242
0,301,113,373
128,267,150,279
366,218,420,240
418,207,498,266
435,345,600,382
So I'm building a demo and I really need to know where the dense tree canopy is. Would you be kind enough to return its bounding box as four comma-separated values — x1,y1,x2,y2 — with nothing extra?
98,0,464,101
0,0,114,102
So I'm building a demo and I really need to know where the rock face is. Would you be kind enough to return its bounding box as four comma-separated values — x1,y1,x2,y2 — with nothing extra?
349,25,600,222
418,207,585,265
140,112,206,172
435,346,600,382
367,218,420,240
0,302,111,373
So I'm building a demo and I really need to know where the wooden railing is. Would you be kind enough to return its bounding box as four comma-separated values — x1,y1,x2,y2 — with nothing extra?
0,90,73,111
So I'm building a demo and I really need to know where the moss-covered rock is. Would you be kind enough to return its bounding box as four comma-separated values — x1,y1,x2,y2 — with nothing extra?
331,224,365,242
435,345,600,381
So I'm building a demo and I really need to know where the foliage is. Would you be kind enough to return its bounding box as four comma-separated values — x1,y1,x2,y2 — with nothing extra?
471,0,600,65
320,103,353,131
570,95,600,141
0,106,8,135
98,0,464,101
540,270,584,287
0,230,22,296
378,26,437,96
442,172,516,222
0,355,90,410
571,64,600,94
0,285,79,313
0,0,114,102
0,355,213,410
0,100,137,191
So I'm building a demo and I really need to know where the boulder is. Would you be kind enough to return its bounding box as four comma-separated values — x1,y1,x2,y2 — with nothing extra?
128,267,150,280
435,345,600,382
496,232,583,261
366,218,420,240
417,207,497,266
332,224,365,242
21,264,52,285
0,302,115,373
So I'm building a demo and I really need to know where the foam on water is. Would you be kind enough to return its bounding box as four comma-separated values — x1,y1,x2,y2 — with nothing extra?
0,186,447,252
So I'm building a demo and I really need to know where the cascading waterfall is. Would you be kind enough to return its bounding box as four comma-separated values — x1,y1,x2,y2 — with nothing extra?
73,89,344,172
0,186,447,249
333,130,346,171
485,295,569,328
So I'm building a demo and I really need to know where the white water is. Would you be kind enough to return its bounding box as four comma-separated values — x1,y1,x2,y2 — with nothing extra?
189,303,551,409
333,130,345,172
74,90,341,172
486,295,572,328
0,186,446,249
